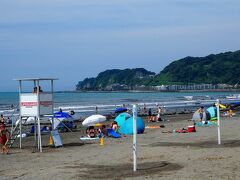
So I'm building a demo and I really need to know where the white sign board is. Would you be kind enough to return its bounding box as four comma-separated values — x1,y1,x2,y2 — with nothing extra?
51,130,62,147
39,93,53,115
20,93,53,116
20,94,38,116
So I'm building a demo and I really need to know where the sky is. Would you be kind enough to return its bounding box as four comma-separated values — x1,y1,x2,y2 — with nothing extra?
1,0,240,91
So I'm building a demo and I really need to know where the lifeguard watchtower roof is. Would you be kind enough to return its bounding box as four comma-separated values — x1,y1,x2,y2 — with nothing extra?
13,78,58,81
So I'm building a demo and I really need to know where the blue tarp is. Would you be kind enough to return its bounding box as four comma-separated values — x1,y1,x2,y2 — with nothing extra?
54,111,72,119
107,129,121,138
115,107,127,113
119,117,145,135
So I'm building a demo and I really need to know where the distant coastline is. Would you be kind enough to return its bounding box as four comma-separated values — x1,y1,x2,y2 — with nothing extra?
69,89,240,93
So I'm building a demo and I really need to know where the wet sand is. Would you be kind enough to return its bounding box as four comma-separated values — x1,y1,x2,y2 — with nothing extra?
1,113,240,180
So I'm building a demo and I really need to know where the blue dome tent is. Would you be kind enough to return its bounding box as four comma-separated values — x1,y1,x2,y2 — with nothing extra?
115,113,132,127
119,117,145,135
206,106,217,120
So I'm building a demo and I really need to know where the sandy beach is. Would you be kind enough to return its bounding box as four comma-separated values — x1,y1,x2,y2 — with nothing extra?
1,113,240,180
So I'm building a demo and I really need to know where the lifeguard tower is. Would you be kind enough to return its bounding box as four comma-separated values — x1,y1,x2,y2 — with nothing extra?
12,78,58,152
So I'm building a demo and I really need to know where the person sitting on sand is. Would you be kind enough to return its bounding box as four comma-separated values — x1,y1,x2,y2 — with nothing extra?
98,125,108,137
227,108,234,117
0,128,9,154
111,121,118,132
86,126,96,138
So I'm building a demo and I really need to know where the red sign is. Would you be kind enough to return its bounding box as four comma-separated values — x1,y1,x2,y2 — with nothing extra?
21,102,38,106
40,101,53,106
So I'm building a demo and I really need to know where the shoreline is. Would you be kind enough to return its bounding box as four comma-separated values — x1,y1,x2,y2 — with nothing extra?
72,89,240,93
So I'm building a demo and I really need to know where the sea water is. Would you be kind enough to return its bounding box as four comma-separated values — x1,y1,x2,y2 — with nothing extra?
0,91,239,118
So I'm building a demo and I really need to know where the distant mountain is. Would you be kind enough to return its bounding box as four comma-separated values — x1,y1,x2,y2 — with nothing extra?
152,50,240,85
76,50,240,91
76,68,156,91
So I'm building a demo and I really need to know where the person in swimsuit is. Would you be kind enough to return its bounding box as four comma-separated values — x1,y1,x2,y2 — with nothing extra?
0,128,9,154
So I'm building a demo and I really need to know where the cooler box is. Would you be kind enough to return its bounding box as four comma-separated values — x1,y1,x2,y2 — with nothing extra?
188,125,196,132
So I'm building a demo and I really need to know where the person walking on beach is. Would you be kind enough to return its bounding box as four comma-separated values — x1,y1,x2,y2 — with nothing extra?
0,123,9,154
0,130,9,154
198,106,205,122
143,104,147,115
156,106,162,121
95,106,98,114
148,108,155,122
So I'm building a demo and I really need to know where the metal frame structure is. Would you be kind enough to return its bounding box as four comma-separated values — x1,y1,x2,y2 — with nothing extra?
14,78,58,152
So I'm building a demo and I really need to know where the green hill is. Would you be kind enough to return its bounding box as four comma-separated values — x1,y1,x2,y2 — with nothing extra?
76,50,240,91
76,68,155,90
151,50,240,85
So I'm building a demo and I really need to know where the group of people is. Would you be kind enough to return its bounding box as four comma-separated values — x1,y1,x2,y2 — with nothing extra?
148,105,165,122
0,114,9,154
32,86,43,93
86,121,119,138
86,124,108,138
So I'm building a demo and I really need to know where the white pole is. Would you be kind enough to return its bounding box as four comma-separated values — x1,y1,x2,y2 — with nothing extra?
34,117,37,147
217,99,221,145
51,80,54,131
133,104,137,172
38,117,42,152
37,80,42,152
19,80,22,149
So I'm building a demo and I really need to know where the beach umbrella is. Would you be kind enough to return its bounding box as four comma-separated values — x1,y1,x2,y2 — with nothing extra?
115,107,127,113
82,115,106,127
115,112,132,127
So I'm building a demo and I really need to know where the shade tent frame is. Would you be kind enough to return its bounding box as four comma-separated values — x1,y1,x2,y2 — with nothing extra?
14,78,58,152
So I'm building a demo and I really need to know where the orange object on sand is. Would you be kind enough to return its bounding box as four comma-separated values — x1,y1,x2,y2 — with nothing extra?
146,126,161,129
